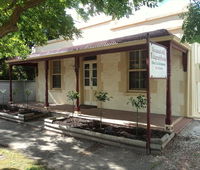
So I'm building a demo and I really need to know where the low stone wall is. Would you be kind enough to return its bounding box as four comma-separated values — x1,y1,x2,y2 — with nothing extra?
0,80,36,104
44,117,175,153
0,111,49,123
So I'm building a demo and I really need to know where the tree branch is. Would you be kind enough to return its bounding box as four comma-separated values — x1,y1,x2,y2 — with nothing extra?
0,0,45,38
4,0,17,12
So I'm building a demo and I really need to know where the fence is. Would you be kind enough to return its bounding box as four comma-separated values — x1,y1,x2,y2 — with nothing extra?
0,80,36,104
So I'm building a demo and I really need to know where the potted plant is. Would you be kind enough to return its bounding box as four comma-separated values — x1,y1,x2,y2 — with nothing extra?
94,91,112,129
127,95,147,136
67,90,80,115
24,89,32,108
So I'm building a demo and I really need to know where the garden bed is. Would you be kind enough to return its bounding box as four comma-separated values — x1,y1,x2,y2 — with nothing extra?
44,116,175,153
0,105,50,122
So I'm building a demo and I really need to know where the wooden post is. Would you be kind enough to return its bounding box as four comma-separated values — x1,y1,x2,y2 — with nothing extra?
9,64,13,104
75,56,80,112
165,41,172,125
146,33,151,154
45,60,49,107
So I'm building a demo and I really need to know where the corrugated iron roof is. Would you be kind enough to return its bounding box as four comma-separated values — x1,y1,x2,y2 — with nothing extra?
27,29,172,59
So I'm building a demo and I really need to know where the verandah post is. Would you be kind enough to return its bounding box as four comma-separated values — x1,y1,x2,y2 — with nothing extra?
74,56,80,112
9,64,13,104
165,41,172,127
45,60,49,107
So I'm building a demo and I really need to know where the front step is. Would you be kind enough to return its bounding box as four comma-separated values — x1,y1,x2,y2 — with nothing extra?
173,117,193,134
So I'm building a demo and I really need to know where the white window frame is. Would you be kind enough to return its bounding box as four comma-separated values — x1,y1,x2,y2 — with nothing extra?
128,49,147,92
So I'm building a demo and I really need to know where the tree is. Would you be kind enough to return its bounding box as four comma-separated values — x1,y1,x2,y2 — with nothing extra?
182,0,200,43
0,0,162,59
127,95,147,136
94,91,112,129
66,90,80,115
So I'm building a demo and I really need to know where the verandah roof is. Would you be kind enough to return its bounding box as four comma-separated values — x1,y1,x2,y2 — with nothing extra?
7,29,189,64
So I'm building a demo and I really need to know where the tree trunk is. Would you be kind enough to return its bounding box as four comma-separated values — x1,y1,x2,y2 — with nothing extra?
0,0,45,38
99,102,103,129
72,100,74,116
26,96,28,109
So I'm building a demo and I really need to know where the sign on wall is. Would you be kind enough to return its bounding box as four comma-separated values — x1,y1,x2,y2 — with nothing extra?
149,42,167,78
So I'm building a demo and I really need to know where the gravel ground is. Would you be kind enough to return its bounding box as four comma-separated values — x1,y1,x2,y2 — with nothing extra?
152,120,200,170
0,119,199,170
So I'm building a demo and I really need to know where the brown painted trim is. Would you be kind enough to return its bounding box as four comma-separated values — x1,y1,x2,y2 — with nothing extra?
171,40,188,53
165,41,172,125
75,56,80,111
45,60,49,107
182,51,188,72
12,63,38,67
9,65,13,104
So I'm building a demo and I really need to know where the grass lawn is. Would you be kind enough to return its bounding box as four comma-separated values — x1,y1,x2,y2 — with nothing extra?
0,147,47,170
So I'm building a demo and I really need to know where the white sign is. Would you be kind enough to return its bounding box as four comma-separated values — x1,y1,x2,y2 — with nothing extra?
149,42,167,78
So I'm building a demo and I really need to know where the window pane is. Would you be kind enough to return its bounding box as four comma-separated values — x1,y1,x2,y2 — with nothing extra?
93,70,97,78
53,61,61,74
85,70,89,78
129,51,139,69
84,64,89,69
141,50,147,69
129,72,139,89
129,71,147,90
140,71,147,89
84,79,90,86
93,63,97,69
92,78,97,86
52,75,61,88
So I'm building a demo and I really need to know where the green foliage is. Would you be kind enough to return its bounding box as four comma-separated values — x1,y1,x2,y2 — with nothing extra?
67,90,80,103
127,95,147,111
182,1,200,43
0,0,162,59
0,60,35,80
127,95,147,135
94,91,112,103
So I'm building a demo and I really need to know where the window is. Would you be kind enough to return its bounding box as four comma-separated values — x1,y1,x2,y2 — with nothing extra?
51,60,61,88
84,62,97,87
128,50,147,90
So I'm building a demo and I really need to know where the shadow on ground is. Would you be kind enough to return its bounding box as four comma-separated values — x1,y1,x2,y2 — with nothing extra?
0,119,200,170
0,119,152,170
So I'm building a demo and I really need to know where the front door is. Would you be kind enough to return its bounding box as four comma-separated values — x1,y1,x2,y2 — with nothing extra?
83,61,97,105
